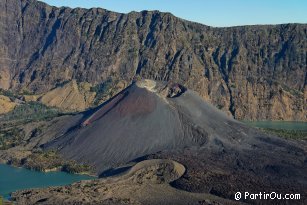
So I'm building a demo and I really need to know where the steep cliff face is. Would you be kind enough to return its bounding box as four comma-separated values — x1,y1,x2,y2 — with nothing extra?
0,0,306,120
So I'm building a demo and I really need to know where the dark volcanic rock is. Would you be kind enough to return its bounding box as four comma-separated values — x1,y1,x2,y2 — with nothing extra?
40,80,307,204
46,81,201,173
0,0,306,120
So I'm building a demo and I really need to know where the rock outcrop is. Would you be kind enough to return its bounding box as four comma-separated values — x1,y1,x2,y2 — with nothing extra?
39,80,95,111
7,80,307,204
11,160,241,205
0,0,306,120
0,95,16,114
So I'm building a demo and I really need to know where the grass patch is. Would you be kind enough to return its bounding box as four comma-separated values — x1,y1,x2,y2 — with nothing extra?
0,102,62,150
260,128,307,140
1,102,60,122
0,89,18,103
91,77,120,106
22,150,63,171
0,128,25,150
19,150,93,174
217,105,224,110
280,84,303,97
62,163,92,174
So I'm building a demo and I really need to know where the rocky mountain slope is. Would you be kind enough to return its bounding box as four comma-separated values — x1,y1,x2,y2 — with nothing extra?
0,0,306,120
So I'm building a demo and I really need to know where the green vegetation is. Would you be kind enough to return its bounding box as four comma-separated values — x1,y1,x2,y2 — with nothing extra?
90,78,114,94
1,197,16,205
61,163,92,174
280,84,303,97
261,128,307,140
230,83,237,89
0,89,17,99
21,150,93,174
19,89,34,95
91,76,120,106
0,88,34,98
0,128,25,150
0,102,61,150
1,102,60,122
23,150,63,171
217,105,224,110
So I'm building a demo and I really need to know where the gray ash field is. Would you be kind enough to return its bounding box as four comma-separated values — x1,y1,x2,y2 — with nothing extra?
5,79,307,204
46,80,213,174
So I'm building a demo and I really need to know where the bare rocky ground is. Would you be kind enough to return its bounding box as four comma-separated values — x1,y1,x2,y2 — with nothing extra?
0,0,306,204
11,159,243,205
1,80,306,205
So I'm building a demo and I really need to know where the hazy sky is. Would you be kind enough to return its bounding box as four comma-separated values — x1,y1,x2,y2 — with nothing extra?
40,0,307,27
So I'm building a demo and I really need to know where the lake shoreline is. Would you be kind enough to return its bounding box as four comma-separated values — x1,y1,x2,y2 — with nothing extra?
0,163,95,200
243,121,307,140
0,149,98,178
243,121,307,131
0,161,98,177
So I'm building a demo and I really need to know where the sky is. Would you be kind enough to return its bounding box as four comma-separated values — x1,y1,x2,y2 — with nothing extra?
40,0,307,27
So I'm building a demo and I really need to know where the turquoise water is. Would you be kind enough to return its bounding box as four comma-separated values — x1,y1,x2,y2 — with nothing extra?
244,121,307,131
0,164,94,199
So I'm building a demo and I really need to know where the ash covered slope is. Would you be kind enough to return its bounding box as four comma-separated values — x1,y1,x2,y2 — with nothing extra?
1,0,306,120
46,80,306,182
47,80,211,173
